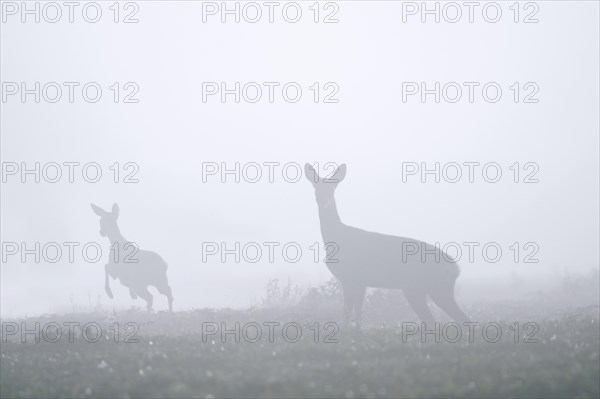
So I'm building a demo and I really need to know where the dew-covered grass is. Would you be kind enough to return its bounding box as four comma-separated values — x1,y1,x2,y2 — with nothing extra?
2,274,599,398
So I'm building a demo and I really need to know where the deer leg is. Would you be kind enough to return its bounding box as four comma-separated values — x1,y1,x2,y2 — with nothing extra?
136,286,153,312
342,285,353,325
343,285,365,327
404,289,435,326
155,280,174,312
352,286,367,328
429,286,470,323
167,288,173,312
128,287,138,300
104,264,114,299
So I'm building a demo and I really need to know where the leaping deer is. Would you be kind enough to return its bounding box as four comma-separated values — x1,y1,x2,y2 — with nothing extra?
305,164,469,325
91,203,173,312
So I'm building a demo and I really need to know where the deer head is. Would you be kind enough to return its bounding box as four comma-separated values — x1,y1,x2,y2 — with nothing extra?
304,163,347,209
91,203,120,237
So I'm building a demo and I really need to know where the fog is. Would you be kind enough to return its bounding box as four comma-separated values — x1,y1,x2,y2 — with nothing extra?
1,1,598,318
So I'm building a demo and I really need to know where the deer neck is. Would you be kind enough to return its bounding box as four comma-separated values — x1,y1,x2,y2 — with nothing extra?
106,225,127,246
317,197,343,240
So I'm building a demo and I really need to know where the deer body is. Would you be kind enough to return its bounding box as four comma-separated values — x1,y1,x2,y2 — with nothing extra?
324,226,460,290
92,203,173,312
306,164,468,325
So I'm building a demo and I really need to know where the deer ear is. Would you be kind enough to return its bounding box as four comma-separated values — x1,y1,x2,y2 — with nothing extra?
91,203,107,217
332,163,347,183
305,163,319,186
111,203,120,218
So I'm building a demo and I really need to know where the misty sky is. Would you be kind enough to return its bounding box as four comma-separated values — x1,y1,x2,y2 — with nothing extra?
1,1,599,317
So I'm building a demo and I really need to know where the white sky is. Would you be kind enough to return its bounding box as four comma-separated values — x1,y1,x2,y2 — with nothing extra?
1,1,598,317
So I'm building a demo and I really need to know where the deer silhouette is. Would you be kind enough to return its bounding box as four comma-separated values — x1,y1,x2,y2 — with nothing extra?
91,203,173,312
305,164,469,325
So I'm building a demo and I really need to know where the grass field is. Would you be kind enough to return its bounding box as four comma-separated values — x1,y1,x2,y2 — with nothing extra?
1,277,599,398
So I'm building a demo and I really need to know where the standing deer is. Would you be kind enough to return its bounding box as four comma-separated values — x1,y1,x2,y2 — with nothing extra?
91,203,173,312
305,164,469,325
